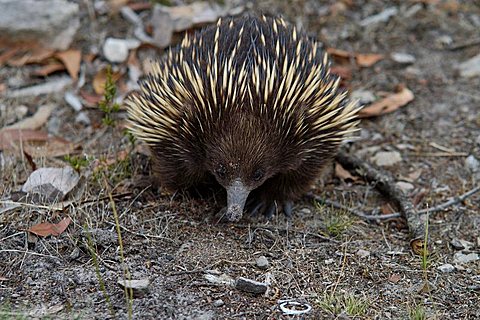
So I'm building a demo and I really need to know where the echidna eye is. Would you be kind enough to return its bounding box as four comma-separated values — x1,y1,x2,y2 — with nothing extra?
252,169,265,182
216,164,226,179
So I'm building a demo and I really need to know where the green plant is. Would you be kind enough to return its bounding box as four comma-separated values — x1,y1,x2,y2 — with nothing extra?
317,293,369,317
99,66,120,127
409,305,426,320
64,155,93,171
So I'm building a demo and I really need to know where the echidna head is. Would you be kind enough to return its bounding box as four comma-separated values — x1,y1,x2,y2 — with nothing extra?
205,118,291,221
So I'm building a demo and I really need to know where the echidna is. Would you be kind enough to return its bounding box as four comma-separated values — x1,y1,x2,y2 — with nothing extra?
127,15,360,221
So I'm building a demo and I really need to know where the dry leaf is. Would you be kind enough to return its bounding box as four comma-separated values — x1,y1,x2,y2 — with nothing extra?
330,65,352,80
8,47,55,67
79,90,103,106
93,68,122,95
335,162,357,181
356,53,384,67
358,87,414,118
327,47,351,59
388,274,401,283
3,104,56,130
0,129,76,157
56,49,81,80
0,129,49,149
28,217,71,237
0,47,21,66
33,62,66,77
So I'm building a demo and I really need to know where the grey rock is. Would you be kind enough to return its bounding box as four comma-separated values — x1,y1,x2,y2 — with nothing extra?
465,155,479,172
371,151,402,166
356,249,370,258
256,255,269,270
117,279,150,298
395,181,414,193
22,167,80,203
437,263,455,273
0,0,79,50
103,38,140,63
151,5,174,48
391,52,416,64
213,299,224,307
436,35,453,47
75,112,91,126
359,7,398,27
453,252,479,264
350,89,376,104
450,238,474,250
457,54,480,78
235,277,268,294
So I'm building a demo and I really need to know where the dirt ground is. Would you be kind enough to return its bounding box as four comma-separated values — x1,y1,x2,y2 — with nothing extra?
1,0,479,319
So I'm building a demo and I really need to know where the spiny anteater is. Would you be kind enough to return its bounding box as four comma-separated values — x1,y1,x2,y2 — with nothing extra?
127,15,360,221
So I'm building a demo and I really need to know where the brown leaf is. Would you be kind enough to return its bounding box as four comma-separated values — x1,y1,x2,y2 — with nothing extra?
56,49,81,80
79,90,103,106
358,87,414,118
8,47,55,67
33,62,66,77
335,162,358,181
0,47,21,66
388,274,401,283
327,47,351,59
330,65,352,80
28,217,71,237
356,53,384,67
0,129,49,150
93,68,122,95
0,129,76,157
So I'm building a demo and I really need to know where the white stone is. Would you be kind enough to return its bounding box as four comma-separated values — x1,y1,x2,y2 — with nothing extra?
453,252,479,264
65,91,82,112
359,7,398,27
396,181,414,193
371,151,402,166
350,90,376,104
0,0,79,50
465,155,479,172
103,38,140,63
437,263,455,273
391,52,416,64
356,249,370,258
457,54,480,78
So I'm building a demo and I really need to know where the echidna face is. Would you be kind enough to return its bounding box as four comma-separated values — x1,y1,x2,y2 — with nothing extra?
207,132,279,221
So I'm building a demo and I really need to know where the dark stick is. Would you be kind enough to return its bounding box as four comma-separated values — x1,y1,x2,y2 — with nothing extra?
335,150,426,252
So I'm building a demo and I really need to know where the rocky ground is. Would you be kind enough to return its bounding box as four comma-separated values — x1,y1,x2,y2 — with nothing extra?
0,0,479,319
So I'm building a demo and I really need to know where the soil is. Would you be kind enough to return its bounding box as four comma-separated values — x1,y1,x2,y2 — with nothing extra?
1,0,479,319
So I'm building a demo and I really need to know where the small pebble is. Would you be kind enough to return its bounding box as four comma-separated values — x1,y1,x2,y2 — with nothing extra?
117,278,150,298
256,255,269,270
453,252,479,264
235,277,268,294
437,263,455,273
103,38,140,63
350,89,376,104
450,238,474,251
465,155,479,172
371,151,402,166
457,54,480,78
396,181,414,193
356,249,370,258
75,111,91,126
324,258,335,265
213,299,224,307
391,52,416,64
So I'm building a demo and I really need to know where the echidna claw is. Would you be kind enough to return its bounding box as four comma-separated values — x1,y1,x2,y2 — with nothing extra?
283,201,293,218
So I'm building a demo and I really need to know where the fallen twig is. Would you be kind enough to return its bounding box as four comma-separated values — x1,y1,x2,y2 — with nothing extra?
448,37,480,51
335,150,425,252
